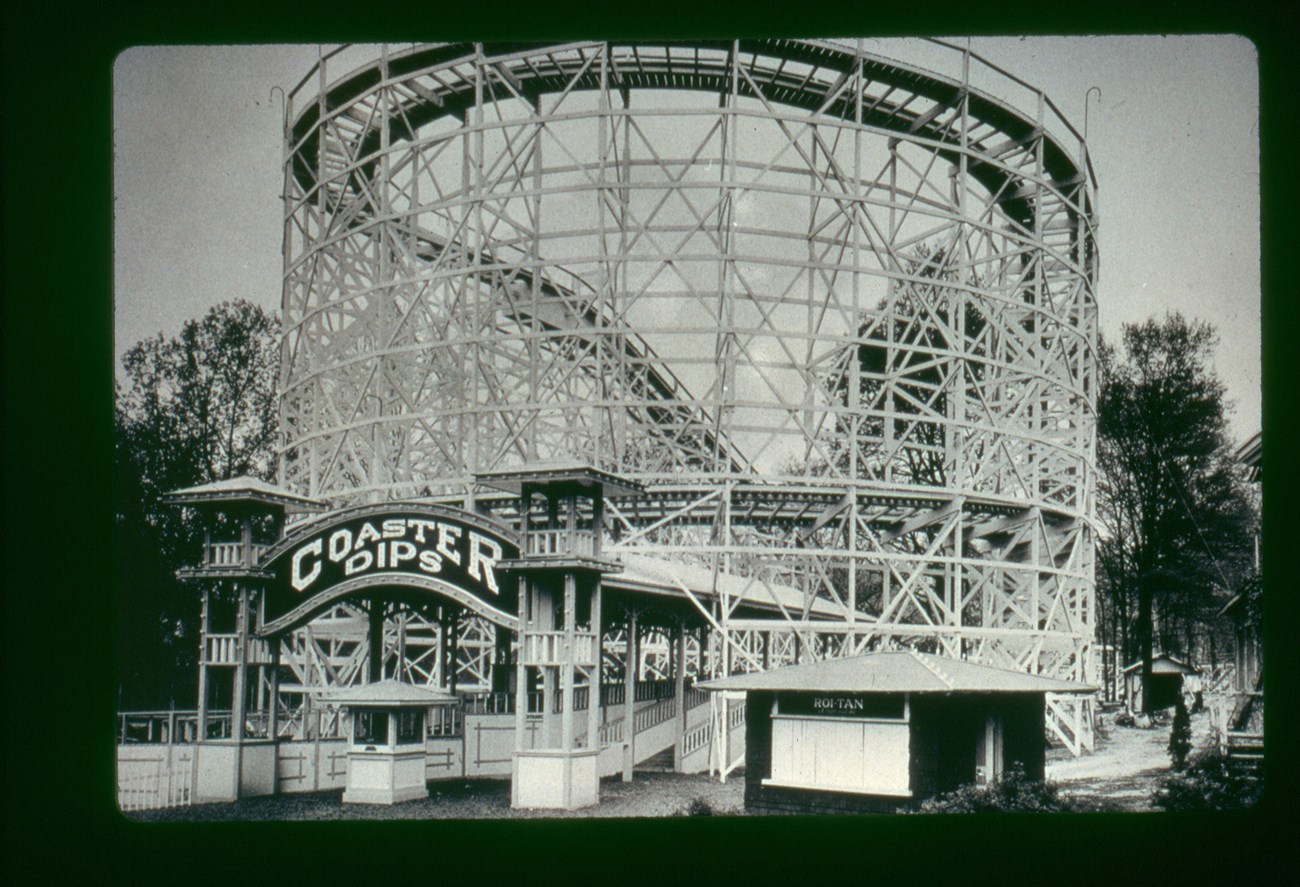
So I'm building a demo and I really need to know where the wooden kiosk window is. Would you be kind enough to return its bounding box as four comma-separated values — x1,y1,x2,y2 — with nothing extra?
765,693,911,796
353,711,389,746
396,709,425,745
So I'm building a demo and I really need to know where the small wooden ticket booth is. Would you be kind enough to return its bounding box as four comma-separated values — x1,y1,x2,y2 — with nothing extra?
1122,654,1198,711
701,651,1094,814
322,681,457,805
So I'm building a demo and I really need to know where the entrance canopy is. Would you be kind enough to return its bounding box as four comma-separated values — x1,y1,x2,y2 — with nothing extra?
257,503,520,636
607,553,849,625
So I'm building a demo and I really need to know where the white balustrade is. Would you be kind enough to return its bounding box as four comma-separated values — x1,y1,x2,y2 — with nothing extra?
525,529,596,558
204,542,269,568
205,634,240,664
522,631,597,667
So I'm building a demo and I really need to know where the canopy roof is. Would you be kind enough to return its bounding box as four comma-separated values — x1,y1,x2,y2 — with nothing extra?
318,679,459,707
474,461,644,498
608,552,849,620
163,476,328,512
699,650,1095,694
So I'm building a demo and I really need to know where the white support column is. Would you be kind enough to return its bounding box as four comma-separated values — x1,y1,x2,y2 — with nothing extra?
587,580,602,752
561,573,576,756
673,621,686,771
268,642,280,742
233,584,249,742
197,587,210,740
622,610,637,781
512,575,528,806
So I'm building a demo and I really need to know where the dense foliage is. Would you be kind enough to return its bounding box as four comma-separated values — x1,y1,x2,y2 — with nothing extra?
1153,751,1262,811
914,764,1083,813
115,300,279,709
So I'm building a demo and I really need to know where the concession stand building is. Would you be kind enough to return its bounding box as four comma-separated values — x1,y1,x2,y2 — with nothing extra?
701,651,1094,814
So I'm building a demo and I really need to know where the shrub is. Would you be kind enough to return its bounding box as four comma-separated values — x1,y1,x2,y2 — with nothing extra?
1168,698,1192,770
915,763,1083,813
1153,751,1262,811
676,797,716,816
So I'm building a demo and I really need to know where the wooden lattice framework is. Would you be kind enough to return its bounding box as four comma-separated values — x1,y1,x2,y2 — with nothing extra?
277,39,1099,752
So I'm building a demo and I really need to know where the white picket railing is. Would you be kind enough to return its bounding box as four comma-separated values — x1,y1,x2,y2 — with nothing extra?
117,755,194,812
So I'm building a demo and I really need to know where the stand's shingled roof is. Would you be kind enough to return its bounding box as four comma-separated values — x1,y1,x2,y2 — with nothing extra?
699,650,1095,694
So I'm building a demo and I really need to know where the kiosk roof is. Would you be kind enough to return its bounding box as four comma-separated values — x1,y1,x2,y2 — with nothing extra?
319,680,460,706
164,476,329,511
698,650,1095,694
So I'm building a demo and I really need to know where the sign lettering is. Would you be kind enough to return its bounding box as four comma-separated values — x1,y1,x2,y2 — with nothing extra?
262,508,520,628
778,693,906,720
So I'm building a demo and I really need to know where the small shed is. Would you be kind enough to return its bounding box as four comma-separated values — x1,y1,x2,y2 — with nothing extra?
700,651,1093,814
1121,654,1199,711
321,680,457,805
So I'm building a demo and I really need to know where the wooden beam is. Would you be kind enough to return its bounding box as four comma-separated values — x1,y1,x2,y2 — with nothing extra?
880,498,962,544
967,507,1037,540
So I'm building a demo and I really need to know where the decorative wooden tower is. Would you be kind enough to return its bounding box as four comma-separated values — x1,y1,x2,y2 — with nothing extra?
164,476,326,802
476,463,642,810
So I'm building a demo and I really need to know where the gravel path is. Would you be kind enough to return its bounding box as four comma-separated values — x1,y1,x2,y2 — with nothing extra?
1045,708,1215,812
127,771,747,822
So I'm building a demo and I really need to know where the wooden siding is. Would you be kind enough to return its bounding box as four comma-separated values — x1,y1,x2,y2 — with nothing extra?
744,691,1048,814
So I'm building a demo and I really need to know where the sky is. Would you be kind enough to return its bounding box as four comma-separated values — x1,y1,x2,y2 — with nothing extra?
113,36,1261,445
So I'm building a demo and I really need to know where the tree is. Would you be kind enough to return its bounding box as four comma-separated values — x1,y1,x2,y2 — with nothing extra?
116,300,279,709
1096,313,1255,713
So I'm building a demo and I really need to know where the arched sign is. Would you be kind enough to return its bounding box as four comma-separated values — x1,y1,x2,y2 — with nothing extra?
257,504,520,636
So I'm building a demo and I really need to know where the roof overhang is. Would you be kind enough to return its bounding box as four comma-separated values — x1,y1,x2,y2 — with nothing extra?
475,461,645,498
699,650,1096,695
164,476,329,513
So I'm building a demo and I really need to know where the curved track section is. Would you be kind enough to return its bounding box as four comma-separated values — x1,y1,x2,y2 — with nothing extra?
278,40,1099,751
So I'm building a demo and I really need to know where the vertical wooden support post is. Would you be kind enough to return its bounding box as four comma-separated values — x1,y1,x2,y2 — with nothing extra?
514,575,528,790
560,573,576,758
494,624,512,694
233,584,248,742
673,621,686,771
309,693,321,790
449,611,461,694
434,614,445,689
268,641,281,742
240,515,252,568
622,610,637,781
197,587,210,740
231,583,249,798
166,709,176,805
368,599,384,683
587,578,602,752
718,619,730,783
589,491,605,747
395,613,407,683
